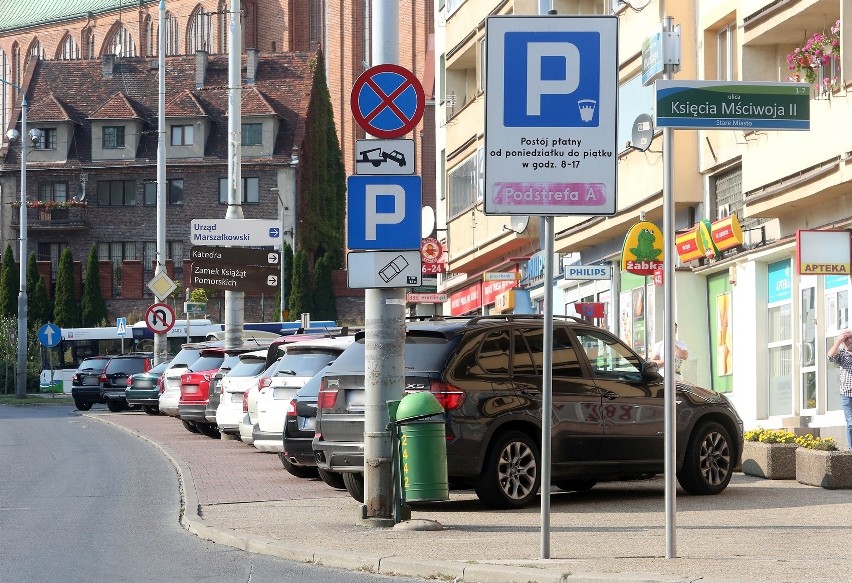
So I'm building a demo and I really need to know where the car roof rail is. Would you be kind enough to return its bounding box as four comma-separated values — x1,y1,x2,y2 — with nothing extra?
464,314,587,325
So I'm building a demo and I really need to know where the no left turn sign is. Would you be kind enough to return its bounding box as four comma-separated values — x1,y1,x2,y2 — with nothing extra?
146,303,176,333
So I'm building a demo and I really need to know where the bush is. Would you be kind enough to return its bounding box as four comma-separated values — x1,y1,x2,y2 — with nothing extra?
794,434,838,451
743,427,797,444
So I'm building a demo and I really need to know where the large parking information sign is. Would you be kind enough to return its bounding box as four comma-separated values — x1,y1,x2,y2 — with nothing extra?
484,16,618,216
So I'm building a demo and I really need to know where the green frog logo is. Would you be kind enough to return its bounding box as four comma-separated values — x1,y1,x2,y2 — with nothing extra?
629,229,662,261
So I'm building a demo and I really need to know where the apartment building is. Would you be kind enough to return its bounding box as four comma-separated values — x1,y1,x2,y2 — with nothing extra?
435,0,851,438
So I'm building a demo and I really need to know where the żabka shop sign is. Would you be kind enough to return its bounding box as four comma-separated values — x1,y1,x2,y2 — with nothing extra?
621,221,665,276
796,230,851,275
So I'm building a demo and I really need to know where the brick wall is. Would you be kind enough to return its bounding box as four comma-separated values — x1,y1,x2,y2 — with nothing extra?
98,260,113,300
36,261,52,298
122,260,142,299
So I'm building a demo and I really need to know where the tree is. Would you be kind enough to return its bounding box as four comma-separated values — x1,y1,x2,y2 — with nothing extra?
312,253,337,322
299,51,346,268
27,252,51,327
81,244,108,327
53,248,79,328
0,244,19,318
276,241,294,320
288,250,313,319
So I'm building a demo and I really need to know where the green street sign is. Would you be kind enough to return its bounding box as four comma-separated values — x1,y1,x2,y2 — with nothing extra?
655,81,810,130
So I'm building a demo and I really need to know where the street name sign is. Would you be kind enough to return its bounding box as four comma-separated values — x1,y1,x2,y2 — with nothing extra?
190,219,281,247
484,15,618,216
355,139,416,175
190,263,279,292
347,251,422,289
190,246,280,267
347,175,422,250
655,81,810,130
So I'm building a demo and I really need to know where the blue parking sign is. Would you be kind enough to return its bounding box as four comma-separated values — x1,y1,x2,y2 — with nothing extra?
347,175,422,251
503,31,601,127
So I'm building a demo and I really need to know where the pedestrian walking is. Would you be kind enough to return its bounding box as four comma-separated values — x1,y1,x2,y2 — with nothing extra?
650,323,689,380
827,329,852,449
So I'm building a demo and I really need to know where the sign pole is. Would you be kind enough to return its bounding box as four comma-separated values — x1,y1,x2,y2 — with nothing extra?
154,0,168,366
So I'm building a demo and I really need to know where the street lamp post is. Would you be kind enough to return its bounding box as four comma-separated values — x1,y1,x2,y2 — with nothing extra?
2,78,29,398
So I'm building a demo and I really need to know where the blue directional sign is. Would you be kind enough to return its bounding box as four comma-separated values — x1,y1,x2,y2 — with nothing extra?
347,175,422,251
116,317,127,337
38,322,61,348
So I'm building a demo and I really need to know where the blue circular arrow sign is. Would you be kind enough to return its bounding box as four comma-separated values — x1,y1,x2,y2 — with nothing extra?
38,322,61,348
350,64,425,138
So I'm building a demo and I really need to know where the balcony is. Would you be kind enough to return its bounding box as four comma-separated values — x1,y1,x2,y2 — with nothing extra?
10,206,90,231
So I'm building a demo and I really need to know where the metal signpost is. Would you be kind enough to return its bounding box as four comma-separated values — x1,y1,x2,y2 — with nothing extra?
116,317,127,354
37,323,61,397
485,12,618,559
348,13,425,524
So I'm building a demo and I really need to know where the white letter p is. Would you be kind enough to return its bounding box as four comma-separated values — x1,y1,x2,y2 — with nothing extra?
365,184,405,240
526,42,580,116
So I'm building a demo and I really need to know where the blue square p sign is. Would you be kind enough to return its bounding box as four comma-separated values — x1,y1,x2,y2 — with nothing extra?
347,175,422,251
503,31,601,127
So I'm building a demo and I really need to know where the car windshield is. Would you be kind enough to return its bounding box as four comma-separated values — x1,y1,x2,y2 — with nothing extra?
273,352,337,376
218,355,242,373
77,358,111,372
148,360,172,375
170,348,202,368
227,357,267,377
294,366,328,399
189,355,224,372
105,358,149,374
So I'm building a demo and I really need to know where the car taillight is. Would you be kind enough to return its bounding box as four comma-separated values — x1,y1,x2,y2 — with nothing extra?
158,376,165,394
429,380,465,411
127,377,133,387
99,373,107,383
144,360,152,372
317,379,338,410
285,399,297,417
72,374,79,382
258,377,272,390
242,390,249,412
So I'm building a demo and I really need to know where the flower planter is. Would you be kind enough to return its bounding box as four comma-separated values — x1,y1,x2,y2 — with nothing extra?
741,442,797,479
795,448,852,489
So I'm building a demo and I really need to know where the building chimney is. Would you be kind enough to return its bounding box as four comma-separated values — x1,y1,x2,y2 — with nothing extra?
246,48,259,85
102,54,115,79
195,49,208,89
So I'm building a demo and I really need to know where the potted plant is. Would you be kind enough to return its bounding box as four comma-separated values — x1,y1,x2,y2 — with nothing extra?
795,434,852,489
741,427,798,480
785,20,841,92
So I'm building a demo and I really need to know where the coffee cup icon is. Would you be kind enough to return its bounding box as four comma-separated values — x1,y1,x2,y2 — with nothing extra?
578,99,597,122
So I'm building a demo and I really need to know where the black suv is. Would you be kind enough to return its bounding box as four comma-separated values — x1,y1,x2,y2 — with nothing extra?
99,353,154,412
313,315,744,509
71,356,112,411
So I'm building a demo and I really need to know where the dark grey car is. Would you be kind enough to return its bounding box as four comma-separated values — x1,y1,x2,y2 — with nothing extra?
313,315,744,509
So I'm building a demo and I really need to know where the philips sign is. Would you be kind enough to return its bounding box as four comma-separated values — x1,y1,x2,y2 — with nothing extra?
563,264,611,280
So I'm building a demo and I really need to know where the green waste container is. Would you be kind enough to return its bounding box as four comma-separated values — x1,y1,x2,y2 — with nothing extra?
395,392,449,502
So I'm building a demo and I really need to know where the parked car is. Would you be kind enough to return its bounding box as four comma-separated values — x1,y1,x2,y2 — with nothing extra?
205,340,275,429
99,353,154,412
126,359,172,414
279,366,346,490
159,341,222,418
252,336,354,452
71,356,112,411
215,349,270,437
313,315,744,509
179,347,226,437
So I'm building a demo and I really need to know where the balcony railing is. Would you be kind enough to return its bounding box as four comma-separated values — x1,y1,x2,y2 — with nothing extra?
9,206,89,230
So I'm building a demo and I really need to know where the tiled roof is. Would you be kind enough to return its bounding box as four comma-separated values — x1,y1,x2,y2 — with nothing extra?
165,90,209,118
2,52,314,165
89,92,142,120
0,0,157,33
28,93,77,123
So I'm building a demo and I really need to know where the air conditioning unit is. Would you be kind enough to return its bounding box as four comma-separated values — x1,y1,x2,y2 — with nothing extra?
717,204,731,220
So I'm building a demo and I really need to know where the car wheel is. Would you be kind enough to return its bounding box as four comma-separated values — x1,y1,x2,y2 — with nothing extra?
343,472,365,503
143,406,159,415
74,400,92,411
318,469,346,490
677,421,734,495
277,454,319,478
106,400,124,413
474,430,540,509
181,420,200,434
198,423,221,439
552,479,597,493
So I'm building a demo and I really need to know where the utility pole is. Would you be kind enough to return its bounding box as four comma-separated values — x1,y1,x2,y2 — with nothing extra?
153,0,168,365
362,0,405,526
224,0,244,351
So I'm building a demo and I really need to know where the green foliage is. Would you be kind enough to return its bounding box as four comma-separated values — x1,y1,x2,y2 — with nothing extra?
795,434,838,451
288,250,313,319
189,288,209,302
0,244,19,318
81,245,108,327
53,248,79,328
312,253,337,321
743,427,797,444
299,50,345,267
0,316,42,393
31,277,51,326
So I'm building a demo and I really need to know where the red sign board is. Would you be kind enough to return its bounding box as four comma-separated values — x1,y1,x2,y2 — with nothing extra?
350,64,425,138
450,284,481,316
145,303,176,333
420,237,446,274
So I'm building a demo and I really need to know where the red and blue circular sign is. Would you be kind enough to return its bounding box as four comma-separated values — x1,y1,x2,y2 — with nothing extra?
350,64,425,139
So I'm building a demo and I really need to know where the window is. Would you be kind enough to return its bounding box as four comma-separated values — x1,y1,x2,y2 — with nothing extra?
38,182,67,202
475,330,511,375
170,124,194,146
37,242,68,275
717,22,737,82
447,151,477,218
144,179,184,205
188,7,213,53
219,177,259,204
241,123,262,146
97,180,136,206
34,127,57,150
103,126,125,149
164,12,180,56
58,34,80,60
309,0,322,48
575,330,642,379
98,241,136,297
767,259,793,417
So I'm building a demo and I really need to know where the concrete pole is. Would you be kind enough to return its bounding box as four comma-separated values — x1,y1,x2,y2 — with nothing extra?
225,0,244,351
362,0,404,526
16,95,27,397
153,0,168,365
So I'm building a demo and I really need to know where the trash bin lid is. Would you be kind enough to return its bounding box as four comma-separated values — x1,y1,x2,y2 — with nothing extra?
396,391,444,422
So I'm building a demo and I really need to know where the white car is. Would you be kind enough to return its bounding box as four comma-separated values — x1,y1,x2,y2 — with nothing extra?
158,342,218,418
251,337,354,452
215,349,269,436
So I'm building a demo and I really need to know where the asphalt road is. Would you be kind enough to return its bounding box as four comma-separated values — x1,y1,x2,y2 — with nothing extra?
0,404,430,583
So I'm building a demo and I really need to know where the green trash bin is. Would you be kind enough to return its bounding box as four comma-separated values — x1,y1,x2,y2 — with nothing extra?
395,391,449,502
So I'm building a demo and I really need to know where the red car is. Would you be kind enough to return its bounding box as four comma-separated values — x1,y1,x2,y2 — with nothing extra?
178,347,226,438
